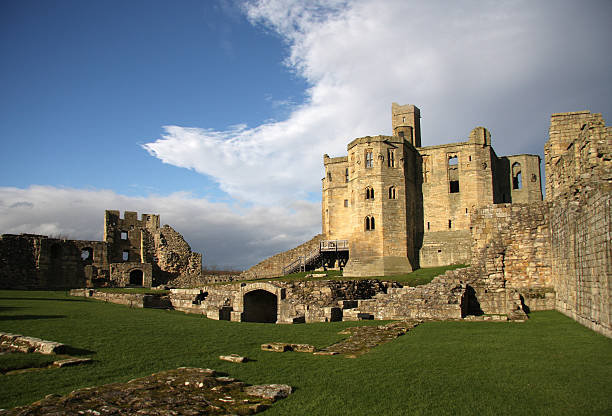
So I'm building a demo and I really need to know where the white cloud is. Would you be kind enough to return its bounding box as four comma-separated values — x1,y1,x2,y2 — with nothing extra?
143,0,612,205
0,186,320,270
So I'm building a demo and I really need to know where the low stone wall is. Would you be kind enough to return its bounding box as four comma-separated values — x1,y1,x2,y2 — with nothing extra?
69,289,172,309
239,235,325,280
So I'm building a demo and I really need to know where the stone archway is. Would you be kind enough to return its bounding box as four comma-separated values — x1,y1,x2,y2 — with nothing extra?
242,290,278,323
129,269,144,286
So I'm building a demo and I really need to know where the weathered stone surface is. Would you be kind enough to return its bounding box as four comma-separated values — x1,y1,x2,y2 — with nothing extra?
0,332,66,355
321,321,419,356
53,357,93,367
243,384,292,402
261,343,316,353
0,368,291,415
219,354,247,363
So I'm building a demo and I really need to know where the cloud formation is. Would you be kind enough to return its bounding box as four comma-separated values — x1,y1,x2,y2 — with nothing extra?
0,186,320,270
143,0,612,205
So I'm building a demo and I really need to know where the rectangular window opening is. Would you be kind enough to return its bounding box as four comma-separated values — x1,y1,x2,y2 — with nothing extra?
448,220,452,229
427,222,430,230
122,251,129,261
450,180,460,193
344,199,349,207
120,231,128,240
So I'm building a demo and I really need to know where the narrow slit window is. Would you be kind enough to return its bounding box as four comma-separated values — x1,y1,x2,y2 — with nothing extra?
448,220,452,229
387,149,395,167
327,172,332,181
345,168,349,182
365,150,373,168
427,222,430,230
512,162,522,189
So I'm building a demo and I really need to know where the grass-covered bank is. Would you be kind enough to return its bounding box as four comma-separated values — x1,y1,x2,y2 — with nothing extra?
223,264,468,286
0,290,610,415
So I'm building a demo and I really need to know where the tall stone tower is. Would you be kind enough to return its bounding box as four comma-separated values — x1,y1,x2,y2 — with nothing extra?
392,103,421,147
341,134,419,277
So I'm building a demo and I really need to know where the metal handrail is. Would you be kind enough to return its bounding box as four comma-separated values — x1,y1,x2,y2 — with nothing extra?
282,240,349,275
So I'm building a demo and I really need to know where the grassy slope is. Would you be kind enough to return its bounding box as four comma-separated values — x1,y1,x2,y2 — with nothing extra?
0,291,610,415
223,264,468,286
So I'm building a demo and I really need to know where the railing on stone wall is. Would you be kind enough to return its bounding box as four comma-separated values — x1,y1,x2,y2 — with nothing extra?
282,240,349,275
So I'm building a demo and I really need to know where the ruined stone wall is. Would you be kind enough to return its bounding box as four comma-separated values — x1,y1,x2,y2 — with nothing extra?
544,110,608,199
545,111,611,337
104,210,160,264
240,234,324,280
0,235,108,289
418,230,471,268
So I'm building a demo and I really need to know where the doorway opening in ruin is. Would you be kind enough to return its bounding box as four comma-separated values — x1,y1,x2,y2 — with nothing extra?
242,290,277,323
129,269,143,286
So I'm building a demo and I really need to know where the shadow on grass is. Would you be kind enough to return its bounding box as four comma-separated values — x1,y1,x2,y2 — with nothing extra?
0,315,67,321
62,346,96,356
0,297,88,302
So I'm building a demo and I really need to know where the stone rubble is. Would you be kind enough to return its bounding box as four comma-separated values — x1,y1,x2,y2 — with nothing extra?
0,368,292,415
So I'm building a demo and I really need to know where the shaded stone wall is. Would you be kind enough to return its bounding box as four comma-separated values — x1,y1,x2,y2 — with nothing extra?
240,234,324,280
0,235,108,289
545,111,611,337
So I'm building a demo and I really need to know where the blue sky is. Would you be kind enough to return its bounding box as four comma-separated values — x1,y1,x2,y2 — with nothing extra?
1,0,611,269
1,0,306,198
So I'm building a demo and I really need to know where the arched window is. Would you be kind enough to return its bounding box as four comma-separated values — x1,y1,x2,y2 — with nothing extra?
365,186,374,200
512,162,522,189
388,186,396,199
365,216,375,231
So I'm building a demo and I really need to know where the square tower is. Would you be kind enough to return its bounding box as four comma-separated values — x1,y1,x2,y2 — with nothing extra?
392,103,421,147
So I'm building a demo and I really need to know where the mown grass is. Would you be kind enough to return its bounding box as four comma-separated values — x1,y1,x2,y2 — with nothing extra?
96,287,170,295
0,290,610,415
0,352,59,374
224,264,467,286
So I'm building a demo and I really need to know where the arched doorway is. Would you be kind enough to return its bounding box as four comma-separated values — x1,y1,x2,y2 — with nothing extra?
243,290,278,323
129,269,143,286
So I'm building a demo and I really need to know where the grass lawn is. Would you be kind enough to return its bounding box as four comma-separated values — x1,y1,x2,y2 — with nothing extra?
222,264,468,286
0,290,610,415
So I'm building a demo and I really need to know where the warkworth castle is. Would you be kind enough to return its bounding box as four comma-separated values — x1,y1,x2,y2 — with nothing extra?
322,103,542,276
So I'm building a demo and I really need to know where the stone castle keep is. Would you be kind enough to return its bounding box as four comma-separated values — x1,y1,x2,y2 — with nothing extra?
0,211,202,289
322,103,542,276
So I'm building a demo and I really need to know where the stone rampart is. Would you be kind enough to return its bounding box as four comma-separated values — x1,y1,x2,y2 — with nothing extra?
240,234,324,280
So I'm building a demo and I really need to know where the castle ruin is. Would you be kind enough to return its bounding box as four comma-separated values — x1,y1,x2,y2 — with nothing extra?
0,211,202,289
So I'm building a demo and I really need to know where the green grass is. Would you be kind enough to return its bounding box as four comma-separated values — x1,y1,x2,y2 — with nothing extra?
96,288,170,295
228,264,467,286
0,352,59,374
0,290,610,415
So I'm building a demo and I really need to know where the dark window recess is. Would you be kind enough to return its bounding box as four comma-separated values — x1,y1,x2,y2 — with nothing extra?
365,216,375,231
345,168,349,182
448,220,452,229
427,222,430,230
450,180,460,193
327,172,332,181
344,199,349,207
